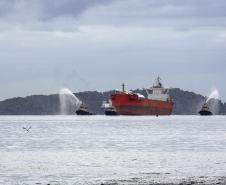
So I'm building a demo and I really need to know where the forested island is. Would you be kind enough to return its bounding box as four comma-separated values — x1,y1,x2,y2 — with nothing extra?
0,88,225,115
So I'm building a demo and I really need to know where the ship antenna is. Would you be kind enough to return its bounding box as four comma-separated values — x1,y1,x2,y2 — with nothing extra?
156,75,162,87
157,75,161,82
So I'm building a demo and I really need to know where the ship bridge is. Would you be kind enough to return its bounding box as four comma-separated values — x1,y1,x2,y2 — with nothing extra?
146,77,171,102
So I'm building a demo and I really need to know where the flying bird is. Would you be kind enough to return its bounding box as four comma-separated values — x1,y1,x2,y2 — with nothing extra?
23,126,32,132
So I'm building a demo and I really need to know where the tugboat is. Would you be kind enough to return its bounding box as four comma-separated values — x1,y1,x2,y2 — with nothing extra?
105,106,118,116
199,103,212,116
101,100,118,116
76,104,93,115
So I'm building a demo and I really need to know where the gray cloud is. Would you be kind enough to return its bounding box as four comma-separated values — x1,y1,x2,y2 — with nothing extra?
138,0,226,18
0,0,225,31
0,0,115,21
40,0,113,20
0,0,225,101
0,0,225,24
121,0,226,18
79,0,226,29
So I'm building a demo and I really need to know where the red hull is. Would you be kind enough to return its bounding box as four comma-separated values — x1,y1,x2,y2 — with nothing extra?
111,93,173,115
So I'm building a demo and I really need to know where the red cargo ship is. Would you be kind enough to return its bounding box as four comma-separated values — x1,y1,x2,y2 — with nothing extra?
110,77,173,115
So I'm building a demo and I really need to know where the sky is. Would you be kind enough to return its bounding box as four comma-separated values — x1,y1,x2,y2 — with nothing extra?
0,0,226,101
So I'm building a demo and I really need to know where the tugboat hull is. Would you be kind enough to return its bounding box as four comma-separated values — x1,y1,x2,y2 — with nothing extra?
105,110,118,116
76,110,93,115
199,110,212,116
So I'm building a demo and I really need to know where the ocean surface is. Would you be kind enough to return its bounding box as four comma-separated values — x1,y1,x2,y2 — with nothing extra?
0,115,226,185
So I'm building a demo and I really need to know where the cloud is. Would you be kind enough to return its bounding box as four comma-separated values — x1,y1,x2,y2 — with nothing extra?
79,0,226,29
41,0,114,20
0,0,226,31
0,0,114,19
0,0,226,100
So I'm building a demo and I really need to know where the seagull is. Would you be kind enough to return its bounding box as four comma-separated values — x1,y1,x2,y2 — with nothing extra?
23,126,32,132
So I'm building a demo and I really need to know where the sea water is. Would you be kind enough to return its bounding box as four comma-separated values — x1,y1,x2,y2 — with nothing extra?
0,116,226,185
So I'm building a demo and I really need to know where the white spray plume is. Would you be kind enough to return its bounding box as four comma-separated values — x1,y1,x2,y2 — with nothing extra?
59,88,82,115
206,88,220,115
206,89,219,103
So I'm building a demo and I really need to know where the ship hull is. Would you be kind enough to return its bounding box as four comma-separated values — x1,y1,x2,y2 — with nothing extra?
111,93,173,116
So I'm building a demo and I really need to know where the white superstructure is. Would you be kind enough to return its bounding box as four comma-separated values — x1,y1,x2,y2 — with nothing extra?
146,77,171,102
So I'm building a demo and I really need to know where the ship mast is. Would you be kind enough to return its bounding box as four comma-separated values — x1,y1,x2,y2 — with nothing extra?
122,83,125,92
